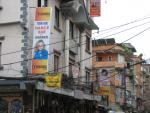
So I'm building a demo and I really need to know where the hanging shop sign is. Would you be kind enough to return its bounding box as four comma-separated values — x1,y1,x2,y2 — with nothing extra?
32,7,52,74
45,73,62,88
90,0,101,17
99,87,110,95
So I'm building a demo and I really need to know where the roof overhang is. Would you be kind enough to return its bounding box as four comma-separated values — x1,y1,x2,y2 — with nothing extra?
60,0,99,30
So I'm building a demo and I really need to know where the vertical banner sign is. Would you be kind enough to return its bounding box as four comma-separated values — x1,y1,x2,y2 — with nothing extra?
99,69,110,95
90,0,101,17
32,7,52,74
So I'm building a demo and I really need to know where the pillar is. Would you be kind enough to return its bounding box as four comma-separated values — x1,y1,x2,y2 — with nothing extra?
65,18,70,76
80,31,86,82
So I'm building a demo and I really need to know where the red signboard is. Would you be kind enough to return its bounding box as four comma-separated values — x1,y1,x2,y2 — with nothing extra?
90,0,101,17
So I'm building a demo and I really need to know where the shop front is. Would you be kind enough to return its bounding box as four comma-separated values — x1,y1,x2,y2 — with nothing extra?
0,78,102,113
0,80,23,113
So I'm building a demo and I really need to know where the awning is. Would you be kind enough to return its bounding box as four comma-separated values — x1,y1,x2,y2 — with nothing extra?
36,81,101,101
87,17,99,30
60,0,99,30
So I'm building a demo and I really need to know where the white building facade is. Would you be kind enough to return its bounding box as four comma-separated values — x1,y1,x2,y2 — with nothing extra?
0,0,98,83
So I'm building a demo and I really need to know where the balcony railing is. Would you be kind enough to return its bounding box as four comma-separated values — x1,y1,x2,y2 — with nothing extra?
93,61,125,68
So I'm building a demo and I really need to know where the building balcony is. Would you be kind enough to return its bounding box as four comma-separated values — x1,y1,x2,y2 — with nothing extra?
93,61,125,69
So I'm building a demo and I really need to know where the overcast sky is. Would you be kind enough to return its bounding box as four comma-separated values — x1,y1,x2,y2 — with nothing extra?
93,0,150,60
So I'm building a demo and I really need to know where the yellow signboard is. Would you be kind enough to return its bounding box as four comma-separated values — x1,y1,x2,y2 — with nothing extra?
45,73,62,88
99,87,110,95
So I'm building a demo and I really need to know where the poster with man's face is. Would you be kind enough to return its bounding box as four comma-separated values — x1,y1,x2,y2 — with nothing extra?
99,69,110,95
32,7,52,74
100,69,110,86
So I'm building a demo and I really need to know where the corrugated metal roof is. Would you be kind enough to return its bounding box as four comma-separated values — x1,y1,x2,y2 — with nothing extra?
92,38,115,46
122,43,136,52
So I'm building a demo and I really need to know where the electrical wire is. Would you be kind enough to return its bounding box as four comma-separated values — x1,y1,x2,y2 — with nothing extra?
1,16,150,57
96,15,150,33
5,26,149,81
1,26,150,78
92,20,150,39
2,42,87,65
1,22,150,85
0,55,148,86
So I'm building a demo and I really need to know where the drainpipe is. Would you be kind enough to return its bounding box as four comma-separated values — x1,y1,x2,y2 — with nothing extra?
80,31,86,82
65,18,70,76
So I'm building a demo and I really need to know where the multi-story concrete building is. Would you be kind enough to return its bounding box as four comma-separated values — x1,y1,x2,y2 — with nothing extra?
142,64,150,112
0,0,98,79
0,0,24,77
92,39,138,112
131,55,143,112
0,0,99,112
92,38,127,111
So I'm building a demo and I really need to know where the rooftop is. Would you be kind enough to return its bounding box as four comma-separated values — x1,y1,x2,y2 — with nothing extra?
92,38,115,46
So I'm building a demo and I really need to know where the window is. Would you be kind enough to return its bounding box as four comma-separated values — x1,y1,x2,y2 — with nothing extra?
0,43,1,65
69,63,73,77
0,97,8,112
86,36,90,52
69,51,75,77
38,0,48,7
0,6,2,10
54,50,60,73
96,54,102,62
55,7,60,28
85,68,90,84
118,54,125,63
108,56,112,61
54,55,59,72
69,21,74,39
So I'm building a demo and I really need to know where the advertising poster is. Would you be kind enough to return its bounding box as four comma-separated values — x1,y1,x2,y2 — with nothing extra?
90,0,101,17
99,69,110,95
32,7,52,74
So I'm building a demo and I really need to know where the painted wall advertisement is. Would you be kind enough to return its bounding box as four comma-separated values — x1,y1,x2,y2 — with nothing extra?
32,7,52,74
90,0,101,17
99,69,110,95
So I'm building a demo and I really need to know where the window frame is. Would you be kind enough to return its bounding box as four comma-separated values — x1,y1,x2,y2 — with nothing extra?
54,50,60,73
37,0,48,7
96,54,102,62
85,67,90,85
54,6,60,28
0,37,4,70
69,51,76,77
85,35,91,53
0,42,1,65
108,56,112,61
69,21,74,39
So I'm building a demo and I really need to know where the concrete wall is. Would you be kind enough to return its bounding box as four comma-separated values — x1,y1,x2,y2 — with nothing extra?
28,0,92,76
0,0,93,78
0,24,23,77
0,0,21,23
